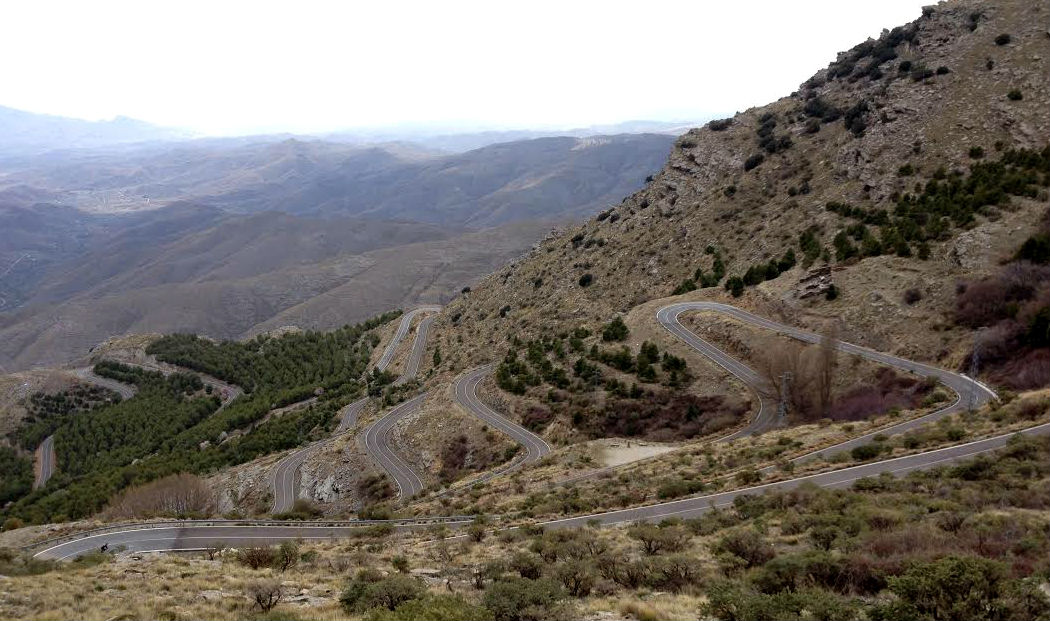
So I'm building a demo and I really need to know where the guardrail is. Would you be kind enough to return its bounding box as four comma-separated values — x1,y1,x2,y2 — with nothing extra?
20,515,476,553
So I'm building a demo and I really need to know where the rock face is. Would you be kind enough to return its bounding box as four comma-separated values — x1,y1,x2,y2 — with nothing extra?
428,0,1049,379
797,267,835,299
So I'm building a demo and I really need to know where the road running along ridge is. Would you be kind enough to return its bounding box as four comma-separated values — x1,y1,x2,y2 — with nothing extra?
33,423,1049,560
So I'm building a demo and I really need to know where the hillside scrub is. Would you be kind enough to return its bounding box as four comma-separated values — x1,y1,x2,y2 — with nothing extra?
955,214,1050,390
5,438,1047,620
827,146,1050,261
10,384,121,451
494,331,741,441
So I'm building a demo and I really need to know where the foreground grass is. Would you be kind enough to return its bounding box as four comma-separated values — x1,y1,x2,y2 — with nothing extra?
2,432,1048,621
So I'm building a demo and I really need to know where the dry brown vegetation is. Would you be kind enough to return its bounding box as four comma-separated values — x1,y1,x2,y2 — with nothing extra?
103,474,216,520
2,433,1047,621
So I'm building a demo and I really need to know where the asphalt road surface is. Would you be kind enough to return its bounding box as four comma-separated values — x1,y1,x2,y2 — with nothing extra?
541,422,1050,528
269,396,369,514
394,314,436,385
271,306,440,512
361,394,428,499
451,365,551,485
34,303,1026,559
33,518,474,561
72,367,137,400
33,423,1048,560
33,435,55,490
657,302,997,462
376,306,442,373
39,368,139,488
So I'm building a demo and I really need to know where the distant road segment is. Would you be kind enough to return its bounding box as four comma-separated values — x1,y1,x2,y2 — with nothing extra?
376,306,442,373
33,435,56,490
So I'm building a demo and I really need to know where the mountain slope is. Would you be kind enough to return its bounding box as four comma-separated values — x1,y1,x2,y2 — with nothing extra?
429,0,1048,387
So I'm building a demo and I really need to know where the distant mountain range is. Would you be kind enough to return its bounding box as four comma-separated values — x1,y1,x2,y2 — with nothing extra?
0,107,678,370
0,103,702,156
0,106,190,155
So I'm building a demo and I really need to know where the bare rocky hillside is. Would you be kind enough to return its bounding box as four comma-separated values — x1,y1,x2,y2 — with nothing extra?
429,0,1049,384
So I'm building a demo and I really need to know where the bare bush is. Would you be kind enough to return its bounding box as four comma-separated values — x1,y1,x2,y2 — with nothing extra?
103,473,215,519
238,546,277,570
248,580,283,612
816,323,839,419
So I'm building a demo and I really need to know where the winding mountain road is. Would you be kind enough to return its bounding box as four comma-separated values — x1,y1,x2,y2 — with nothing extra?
33,423,1049,560
376,306,443,373
360,394,428,498
33,368,140,489
32,302,1028,560
657,302,997,462
270,306,440,513
394,314,436,385
449,365,551,486
72,367,138,400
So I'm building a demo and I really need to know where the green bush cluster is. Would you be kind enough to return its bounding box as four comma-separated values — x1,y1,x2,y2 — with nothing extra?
10,384,121,452
673,252,725,295
818,24,918,84
828,146,1050,261
723,249,796,297
756,112,791,155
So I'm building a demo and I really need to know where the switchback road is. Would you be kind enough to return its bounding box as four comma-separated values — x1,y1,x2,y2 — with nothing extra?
34,303,1022,560
271,306,440,512
35,368,140,488
449,365,551,486
657,302,997,462
376,306,443,373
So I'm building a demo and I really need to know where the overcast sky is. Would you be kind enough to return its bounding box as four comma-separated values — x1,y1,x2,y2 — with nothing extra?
0,1,928,136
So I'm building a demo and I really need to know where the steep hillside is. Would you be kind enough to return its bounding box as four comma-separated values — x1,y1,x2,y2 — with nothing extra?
430,0,1048,388
0,217,546,372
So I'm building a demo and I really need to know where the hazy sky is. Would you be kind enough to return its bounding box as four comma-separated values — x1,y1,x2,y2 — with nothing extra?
1,1,928,136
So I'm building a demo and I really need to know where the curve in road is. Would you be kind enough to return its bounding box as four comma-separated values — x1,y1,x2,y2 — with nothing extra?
376,306,443,373
271,306,440,512
541,422,1049,528
360,394,428,499
33,423,1049,560
657,302,996,463
448,365,551,487
34,302,1020,559
72,367,138,400
35,368,140,488
394,314,436,386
